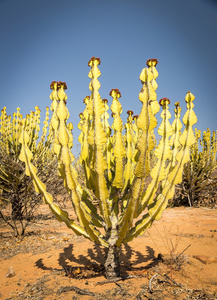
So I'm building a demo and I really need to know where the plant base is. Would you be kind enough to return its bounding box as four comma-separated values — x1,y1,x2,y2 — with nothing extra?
104,245,120,279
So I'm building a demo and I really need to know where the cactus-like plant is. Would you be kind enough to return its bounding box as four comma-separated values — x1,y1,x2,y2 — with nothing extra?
0,106,67,236
0,106,41,235
174,128,217,206
18,57,197,278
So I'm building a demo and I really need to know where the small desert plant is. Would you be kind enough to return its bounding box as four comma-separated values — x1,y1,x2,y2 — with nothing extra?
19,57,197,278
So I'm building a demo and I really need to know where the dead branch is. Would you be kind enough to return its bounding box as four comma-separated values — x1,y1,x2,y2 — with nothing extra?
148,273,158,292
56,285,95,296
176,244,191,260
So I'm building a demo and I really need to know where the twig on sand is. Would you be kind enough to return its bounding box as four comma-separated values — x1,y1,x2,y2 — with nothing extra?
56,285,95,296
176,244,191,260
148,273,158,292
163,273,182,287
148,272,182,293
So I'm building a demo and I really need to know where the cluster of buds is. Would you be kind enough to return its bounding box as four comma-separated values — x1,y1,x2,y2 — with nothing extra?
146,58,158,67
88,56,101,66
127,110,134,116
159,97,171,106
109,88,122,98
50,81,68,104
50,81,67,90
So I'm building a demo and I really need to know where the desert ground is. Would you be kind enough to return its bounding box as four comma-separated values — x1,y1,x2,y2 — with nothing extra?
1,204,217,300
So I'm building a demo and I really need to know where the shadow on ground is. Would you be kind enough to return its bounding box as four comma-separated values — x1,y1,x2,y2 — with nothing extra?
35,243,159,278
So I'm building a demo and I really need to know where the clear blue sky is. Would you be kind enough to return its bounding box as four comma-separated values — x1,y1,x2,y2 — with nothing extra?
0,0,217,153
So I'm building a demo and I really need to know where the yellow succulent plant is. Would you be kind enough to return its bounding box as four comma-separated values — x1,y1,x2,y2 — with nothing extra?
18,57,197,278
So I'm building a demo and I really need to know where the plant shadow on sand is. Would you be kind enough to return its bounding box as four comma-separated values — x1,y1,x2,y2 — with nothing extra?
35,243,159,278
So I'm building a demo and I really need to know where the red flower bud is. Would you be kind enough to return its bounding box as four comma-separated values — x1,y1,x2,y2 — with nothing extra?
88,57,101,66
50,81,58,89
146,58,158,67
109,89,121,97
58,81,67,90
159,98,170,106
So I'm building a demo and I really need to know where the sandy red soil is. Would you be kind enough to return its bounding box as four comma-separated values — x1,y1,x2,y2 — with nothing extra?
0,206,217,299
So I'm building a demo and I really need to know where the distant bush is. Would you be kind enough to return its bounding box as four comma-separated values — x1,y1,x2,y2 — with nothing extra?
172,128,217,207
0,106,68,236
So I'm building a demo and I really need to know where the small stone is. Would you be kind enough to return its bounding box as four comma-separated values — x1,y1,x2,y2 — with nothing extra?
5,266,16,278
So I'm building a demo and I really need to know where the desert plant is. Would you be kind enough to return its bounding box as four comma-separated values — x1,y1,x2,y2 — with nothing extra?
0,106,67,236
174,128,217,206
18,57,197,278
